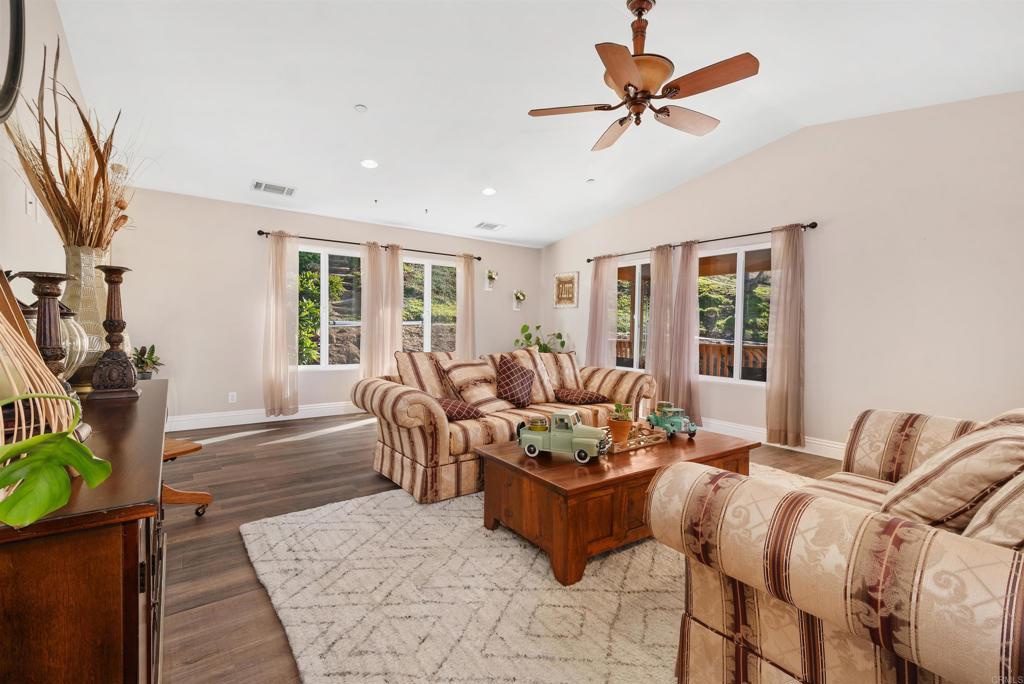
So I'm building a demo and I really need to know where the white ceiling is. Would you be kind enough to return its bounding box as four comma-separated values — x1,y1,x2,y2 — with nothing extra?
57,0,1024,247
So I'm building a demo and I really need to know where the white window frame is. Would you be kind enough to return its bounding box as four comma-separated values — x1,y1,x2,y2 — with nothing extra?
402,255,457,353
615,257,648,371
697,242,770,387
298,244,361,371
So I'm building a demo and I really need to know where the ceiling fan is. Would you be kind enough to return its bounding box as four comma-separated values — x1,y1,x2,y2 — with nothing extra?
528,0,759,151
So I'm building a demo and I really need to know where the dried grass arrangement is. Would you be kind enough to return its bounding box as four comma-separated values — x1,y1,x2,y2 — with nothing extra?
3,41,133,250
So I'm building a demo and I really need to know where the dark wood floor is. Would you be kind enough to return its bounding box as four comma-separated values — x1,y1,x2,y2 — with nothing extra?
161,414,839,684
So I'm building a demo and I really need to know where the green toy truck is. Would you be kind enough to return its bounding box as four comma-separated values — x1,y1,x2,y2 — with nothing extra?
647,401,698,438
516,409,611,464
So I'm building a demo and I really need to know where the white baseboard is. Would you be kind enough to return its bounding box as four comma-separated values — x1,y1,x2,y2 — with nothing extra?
166,401,361,432
701,417,845,461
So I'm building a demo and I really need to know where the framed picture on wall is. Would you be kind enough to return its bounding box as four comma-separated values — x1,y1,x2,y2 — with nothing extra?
553,271,578,308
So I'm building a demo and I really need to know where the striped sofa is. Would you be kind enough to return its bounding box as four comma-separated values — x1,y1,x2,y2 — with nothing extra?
352,351,655,503
646,409,1024,684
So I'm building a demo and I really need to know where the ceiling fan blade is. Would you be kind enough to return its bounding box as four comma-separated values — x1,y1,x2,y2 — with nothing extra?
592,116,631,152
595,43,643,96
653,106,720,136
662,53,760,99
528,104,613,117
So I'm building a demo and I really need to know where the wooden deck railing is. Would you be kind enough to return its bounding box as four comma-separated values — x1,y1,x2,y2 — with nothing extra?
615,337,767,380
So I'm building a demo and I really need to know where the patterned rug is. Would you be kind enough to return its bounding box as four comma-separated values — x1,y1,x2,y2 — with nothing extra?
240,463,805,683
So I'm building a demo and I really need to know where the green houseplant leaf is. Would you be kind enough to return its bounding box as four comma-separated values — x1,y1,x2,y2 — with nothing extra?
0,393,112,529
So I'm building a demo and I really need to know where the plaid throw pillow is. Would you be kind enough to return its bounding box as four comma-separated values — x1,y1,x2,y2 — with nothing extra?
496,355,534,409
436,397,484,421
554,387,609,405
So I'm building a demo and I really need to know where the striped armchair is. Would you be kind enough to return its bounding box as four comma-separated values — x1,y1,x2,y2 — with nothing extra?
352,351,656,503
646,409,1024,684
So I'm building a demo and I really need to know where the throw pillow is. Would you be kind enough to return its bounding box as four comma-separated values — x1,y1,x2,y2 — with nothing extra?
508,347,556,403
436,397,485,422
541,351,583,390
395,351,456,398
435,358,514,414
962,469,1024,549
880,411,1024,531
496,355,534,409
554,387,609,405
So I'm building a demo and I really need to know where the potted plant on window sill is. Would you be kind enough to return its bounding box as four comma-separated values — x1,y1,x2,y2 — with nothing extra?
132,345,163,380
608,403,633,445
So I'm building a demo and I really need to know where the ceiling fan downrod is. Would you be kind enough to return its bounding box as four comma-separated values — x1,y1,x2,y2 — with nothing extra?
627,0,655,54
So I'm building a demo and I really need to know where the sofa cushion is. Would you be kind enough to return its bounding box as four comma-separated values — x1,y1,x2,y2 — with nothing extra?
446,403,617,456
530,402,615,428
507,348,557,403
540,351,582,390
962,466,1024,549
394,351,456,398
881,411,1024,530
436,397,485,422
554,387,609,405
435,357,514,414
496,355,534,409
799,472,894,511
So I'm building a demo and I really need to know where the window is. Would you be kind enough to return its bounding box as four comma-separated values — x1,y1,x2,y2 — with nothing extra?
402,260,457,352
298,248,361,367
616,263,651,369
698,246,771,381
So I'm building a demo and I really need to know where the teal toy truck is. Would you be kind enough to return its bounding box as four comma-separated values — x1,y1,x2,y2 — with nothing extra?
647,401,698,438
517,409,611,464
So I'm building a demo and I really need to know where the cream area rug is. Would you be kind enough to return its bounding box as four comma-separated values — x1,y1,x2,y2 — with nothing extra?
240,464,806,683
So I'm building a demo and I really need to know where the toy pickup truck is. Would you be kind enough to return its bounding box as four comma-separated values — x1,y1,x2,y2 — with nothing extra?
647,401,698,438
516,409,611,464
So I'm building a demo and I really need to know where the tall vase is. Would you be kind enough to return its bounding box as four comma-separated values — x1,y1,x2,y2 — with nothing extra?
61,246,109,391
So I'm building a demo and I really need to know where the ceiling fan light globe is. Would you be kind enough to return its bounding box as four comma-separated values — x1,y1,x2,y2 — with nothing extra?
602,53,674,96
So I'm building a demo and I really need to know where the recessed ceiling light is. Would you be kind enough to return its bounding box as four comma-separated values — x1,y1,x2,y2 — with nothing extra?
361,159,378,169
482,187,497,196
585,178,597,183
354,104,368,113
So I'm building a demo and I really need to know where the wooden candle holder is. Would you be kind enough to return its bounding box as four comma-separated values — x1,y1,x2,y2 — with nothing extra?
90,265,139,400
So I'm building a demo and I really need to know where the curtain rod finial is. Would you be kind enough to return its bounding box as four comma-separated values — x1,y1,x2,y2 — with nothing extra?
803,221,818,230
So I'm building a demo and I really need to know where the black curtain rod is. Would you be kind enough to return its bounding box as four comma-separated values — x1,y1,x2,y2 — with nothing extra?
585,222,818,263
256,230,482,261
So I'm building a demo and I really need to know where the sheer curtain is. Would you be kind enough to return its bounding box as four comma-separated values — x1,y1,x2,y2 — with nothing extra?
262,231,299,417
645,245,675,404
668,241,702,424
585,255,617,368
455,254,476,359
766,224,805,446
360,242,404,378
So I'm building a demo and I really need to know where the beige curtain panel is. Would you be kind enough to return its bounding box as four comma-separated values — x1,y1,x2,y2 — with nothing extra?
360,242,404,378
455,253,476,359
262,231,299,417
766,224,806,446
585,255,617,368
645,244,675,406
668,241,702,425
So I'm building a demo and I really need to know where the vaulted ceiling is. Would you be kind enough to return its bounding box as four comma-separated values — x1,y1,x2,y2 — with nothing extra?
58,0,1024,247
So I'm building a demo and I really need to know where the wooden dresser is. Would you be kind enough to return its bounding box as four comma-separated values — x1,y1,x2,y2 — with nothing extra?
0,379,168,684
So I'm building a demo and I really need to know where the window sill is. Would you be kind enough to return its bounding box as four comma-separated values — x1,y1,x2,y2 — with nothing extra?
699,375,767,388
299,364,360,372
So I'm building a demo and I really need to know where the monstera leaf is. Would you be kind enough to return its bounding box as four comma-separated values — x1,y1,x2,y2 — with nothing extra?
0,394,111,528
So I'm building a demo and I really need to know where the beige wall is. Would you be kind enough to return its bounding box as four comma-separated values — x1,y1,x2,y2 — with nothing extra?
1,0,82,300
106,189,542,418
541,92,1024,444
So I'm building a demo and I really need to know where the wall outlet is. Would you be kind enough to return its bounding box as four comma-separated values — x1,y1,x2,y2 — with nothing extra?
227,392,237,404
24,188,38,221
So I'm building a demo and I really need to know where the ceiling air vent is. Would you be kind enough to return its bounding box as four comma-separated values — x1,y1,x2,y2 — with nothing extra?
474,222,503,232
251,180,296,197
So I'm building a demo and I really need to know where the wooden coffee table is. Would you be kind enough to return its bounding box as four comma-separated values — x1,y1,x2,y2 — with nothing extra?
476,431,758,586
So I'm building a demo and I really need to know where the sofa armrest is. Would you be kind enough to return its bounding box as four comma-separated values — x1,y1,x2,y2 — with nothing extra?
579,366,656,416
842,409,979,482
351,377,450,460
647,461,1023,684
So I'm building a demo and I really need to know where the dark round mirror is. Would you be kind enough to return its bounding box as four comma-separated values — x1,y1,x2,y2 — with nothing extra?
0,0,25,124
